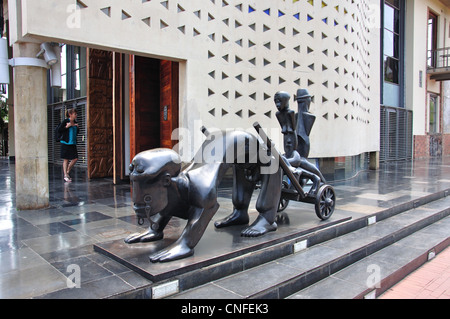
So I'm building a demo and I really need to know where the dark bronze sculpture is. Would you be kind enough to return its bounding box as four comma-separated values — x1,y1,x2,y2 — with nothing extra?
272,89,335,221
124,88,335,263
125,131,282,262
295,89,315,159
274,91,325,195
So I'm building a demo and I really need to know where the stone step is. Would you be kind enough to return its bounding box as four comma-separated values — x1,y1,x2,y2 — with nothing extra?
288,216,450,299
111,190,449,299
169,196,450,299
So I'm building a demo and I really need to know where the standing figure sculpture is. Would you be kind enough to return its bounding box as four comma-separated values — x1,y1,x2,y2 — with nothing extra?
274,91,325,195
296,89,316,159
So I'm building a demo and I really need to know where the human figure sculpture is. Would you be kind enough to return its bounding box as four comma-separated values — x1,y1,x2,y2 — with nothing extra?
296,89,316,159
274,91,325,195
125,130,282,263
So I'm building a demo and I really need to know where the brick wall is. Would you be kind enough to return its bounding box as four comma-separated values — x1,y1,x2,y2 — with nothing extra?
444,134,450,156
414,134,450,158
414,135,429,159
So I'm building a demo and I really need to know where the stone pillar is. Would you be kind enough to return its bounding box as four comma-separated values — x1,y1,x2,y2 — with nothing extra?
7,56,14,161
7,103,14,160
13,42,49,210
369,151,379,170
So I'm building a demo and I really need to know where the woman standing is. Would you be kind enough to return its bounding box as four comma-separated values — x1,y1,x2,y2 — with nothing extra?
57,108,79,182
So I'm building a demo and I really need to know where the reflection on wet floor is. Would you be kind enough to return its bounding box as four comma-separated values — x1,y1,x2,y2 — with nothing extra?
0,157,449,298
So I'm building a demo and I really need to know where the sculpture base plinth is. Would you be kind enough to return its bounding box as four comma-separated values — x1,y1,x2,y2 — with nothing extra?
94,208,350,283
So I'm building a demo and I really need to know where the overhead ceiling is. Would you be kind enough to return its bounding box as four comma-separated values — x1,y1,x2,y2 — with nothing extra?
439,0,450,8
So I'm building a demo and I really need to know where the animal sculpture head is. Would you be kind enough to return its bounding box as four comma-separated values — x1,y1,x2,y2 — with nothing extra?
129,149,181,219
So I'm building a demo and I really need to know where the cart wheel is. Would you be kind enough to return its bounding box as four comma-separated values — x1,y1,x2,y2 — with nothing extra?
278,181,290,212
315,184,336,220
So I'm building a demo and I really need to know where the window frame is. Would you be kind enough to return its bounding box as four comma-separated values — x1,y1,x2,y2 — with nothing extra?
48,45,87,104
428,93,439,134
427,11,438,68
380,0,405,108
382,0,401,85
71,46,87,99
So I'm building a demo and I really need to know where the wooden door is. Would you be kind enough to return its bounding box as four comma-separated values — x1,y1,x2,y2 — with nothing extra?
129,57,179,161
129,56,161,160
87,49,114,179
160,60,179,149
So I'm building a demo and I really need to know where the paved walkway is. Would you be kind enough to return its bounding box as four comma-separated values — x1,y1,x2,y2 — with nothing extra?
379,246,450,299
0,156,449,299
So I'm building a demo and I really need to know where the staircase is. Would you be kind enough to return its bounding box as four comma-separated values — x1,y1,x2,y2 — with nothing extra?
161,193,450,299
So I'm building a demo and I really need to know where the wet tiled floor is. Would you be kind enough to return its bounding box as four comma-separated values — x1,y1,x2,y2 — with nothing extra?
0,156,449,298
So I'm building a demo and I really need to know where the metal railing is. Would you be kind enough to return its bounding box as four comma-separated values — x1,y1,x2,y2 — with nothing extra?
428,47,450,70
380,105,413,162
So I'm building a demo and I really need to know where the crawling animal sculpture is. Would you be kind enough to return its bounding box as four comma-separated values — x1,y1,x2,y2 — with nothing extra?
125,129,282,263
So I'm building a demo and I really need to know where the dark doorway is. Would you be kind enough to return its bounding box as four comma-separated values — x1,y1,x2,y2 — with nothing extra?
113,54,179,182
127,55,179,167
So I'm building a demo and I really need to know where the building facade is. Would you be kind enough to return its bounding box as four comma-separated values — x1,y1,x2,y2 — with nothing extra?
2,0,450,209
405,0,450,158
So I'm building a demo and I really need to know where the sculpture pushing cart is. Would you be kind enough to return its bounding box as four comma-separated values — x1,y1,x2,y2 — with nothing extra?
268,90,336,220
124,88,335,263
254,122,336,221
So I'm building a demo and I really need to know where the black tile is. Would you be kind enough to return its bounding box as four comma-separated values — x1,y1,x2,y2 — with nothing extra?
62,211,112,226
51,256,114,284
40,244,95,263
0,218,49,241
107,203,129,209
37,222,76,235
87,253,132,275
36,275,133,299
0,232,26,252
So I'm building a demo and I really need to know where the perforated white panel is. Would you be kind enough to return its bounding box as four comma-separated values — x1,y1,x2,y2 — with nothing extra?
19,0,380,157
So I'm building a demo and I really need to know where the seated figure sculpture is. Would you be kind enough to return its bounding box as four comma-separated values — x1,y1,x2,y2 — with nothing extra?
125,130,282,263
274,91,325,195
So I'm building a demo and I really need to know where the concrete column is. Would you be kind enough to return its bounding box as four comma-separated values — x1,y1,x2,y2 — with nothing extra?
7,56,14,161
7,104,14,160
369,151,379,170
13,42,49,210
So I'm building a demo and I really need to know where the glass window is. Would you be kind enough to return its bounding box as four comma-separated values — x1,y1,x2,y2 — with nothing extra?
384,30,399,59
384,56,399,84
61,45,67,92
384,5,399,34
382,1,402,86
48,45,87,103
385,0,399,8
429,94,438,133
382,0,404,108
73,46,87,98
427,12,438,68
49,45,67,104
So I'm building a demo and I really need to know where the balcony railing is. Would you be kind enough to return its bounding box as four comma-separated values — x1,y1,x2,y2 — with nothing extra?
427,47,450,81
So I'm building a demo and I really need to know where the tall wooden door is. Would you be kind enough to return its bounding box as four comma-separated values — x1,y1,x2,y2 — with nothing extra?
160,60,179,149
87,49,114,179
129,56,179,161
